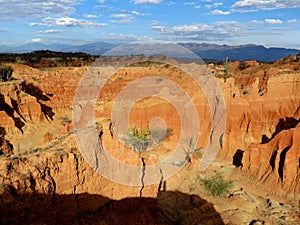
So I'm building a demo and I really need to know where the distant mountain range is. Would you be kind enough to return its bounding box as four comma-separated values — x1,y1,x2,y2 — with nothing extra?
0,42,299,62
179,43,300,62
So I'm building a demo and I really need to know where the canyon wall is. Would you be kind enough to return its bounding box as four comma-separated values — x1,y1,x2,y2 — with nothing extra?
0,56,299,223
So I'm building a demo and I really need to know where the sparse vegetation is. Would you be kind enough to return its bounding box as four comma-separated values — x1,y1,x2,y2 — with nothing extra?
202,174,233,196
151,127,173,143
0,65,13,82
15,57,26,64
193,147,204,158
122,124,173,152
223,56,230,80
238,62,251,70
0,50,97,68
123,124,151,152
59,116,72,125
188,136,203,158
242,89,250,95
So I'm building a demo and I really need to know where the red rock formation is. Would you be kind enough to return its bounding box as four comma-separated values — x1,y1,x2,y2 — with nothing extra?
0,55,299,219
241,122,300,202
0,127,13,155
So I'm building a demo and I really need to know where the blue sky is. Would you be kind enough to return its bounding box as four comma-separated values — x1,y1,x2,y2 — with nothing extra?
0,0,300,48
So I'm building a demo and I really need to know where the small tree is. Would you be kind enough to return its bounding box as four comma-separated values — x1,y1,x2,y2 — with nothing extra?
0,65,13,82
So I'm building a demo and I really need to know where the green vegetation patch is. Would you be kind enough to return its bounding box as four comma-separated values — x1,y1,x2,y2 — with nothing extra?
202,174,233,196
122,124,173,153
0,65,13,82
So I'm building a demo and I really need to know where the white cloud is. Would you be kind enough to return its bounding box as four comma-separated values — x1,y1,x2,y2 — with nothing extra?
287,19,297,23
211,9,231,15
37,29,66,34
251,19,260,24
166,1,176,6
31,38,42,43
110,13,131,19
251,18,284,24
132,11,140,15
152,21,243,41
232,0,275,8
184,1,201,8
265,18,283,24
97,0,105,3
100,33,151,43
110,13,134,24
84,14,98,18
0,41,14,46
0,0,79,21
131,10,149,16
30,17,107,28
172,24,210,33
184,2,196,6
232,0,300,9
133,0,163,4
205,2,223,9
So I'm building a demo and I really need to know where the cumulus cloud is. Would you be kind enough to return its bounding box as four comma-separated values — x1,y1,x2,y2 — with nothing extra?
133,0,163,4
101,33,150,42
131,10,149,16
84,14,99,18
152,21,242,41
31,38,42,43
0,0,79,21
265,18,283,24
184,1,201,8
30,17,107,28
184,1,196,6
251,19,260,24
287,19,297,23
205,2,223,9
211,9,231,15
232,0,300,9
37,29,66,34
110,13,134,24
131,11,140,15
252,18,285,24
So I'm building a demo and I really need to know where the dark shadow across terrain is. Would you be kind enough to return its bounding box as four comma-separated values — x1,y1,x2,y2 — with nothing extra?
0,188,224,225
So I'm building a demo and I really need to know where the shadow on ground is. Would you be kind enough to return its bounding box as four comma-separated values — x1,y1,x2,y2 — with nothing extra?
0,187,224,225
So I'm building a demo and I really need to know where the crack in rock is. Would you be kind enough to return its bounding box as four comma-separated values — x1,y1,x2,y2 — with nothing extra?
140,157,146,199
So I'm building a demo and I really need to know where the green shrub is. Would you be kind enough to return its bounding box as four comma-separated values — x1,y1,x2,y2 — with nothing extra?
15,57,25,64
124,124,151,152
188,136,203,158
242,89,249,95
0,65,13,82
223,56,230,78
122,124,173,152
194,147,204,158
202,174,233,196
